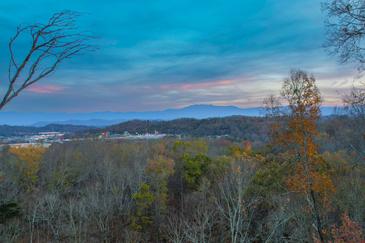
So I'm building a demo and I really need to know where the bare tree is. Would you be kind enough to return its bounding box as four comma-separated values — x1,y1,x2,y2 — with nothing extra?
343,81,365,117
214,164,256,243
342,82,365,162
263,94,282,118
170,202,215,243
323,0,365,116
0,10,94,110
323,0,365,70
323,1,365,163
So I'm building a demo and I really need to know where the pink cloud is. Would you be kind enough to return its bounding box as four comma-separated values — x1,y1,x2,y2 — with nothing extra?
160,79,234,91
27,84,65,94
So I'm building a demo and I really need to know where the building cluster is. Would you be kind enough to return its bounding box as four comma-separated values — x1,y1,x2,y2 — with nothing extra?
0,130,168,149
0,132,65,148
98,130,167,140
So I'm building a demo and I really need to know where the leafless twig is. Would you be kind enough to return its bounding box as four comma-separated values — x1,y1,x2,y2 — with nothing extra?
0,10,95,110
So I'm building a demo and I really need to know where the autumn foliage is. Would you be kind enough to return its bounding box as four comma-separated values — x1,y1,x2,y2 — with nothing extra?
331,213,364,243
268,70,337,242
9,145,46,187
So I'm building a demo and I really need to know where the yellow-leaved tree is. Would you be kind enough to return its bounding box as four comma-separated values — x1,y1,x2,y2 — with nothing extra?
9,145,46,189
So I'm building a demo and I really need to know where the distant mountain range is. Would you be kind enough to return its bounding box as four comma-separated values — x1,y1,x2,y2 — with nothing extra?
0,104,337,127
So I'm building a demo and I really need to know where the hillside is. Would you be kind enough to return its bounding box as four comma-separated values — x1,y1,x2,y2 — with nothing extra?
87,116,271,142
0,124,92,136
85,115,355,146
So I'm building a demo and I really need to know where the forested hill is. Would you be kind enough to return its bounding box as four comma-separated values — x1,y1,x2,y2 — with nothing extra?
0,124,92,136
86,115,355,145
90,116,271,141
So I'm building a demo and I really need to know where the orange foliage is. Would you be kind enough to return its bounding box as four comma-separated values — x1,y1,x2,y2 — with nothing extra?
274,71,335,201
243,141,252,153
146,155,174,177
272,70,336,241
287,164,335,204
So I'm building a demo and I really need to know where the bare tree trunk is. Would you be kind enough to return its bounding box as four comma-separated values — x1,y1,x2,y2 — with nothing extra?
310,189,324,243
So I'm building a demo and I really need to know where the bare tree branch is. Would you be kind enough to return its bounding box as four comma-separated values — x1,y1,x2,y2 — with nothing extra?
0,10,95,110
343,82,365,116
323,0,365,70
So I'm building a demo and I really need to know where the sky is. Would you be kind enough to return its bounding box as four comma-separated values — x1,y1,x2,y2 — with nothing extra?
0,0,361,112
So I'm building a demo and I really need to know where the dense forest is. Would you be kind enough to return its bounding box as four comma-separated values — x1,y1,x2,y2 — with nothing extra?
0,70,364,242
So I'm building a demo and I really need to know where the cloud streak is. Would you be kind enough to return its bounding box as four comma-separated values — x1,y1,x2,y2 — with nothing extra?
160,79,234,91
26,84,65,94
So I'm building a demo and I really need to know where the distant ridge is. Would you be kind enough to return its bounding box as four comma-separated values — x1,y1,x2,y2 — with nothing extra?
0,124,91,137
0,104,336,126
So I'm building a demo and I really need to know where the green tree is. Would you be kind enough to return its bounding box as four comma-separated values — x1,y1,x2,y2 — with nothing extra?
131,183,155,232
183,154,212,190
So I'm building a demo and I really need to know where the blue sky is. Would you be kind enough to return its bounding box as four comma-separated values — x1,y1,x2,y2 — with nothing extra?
0,0,359,112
